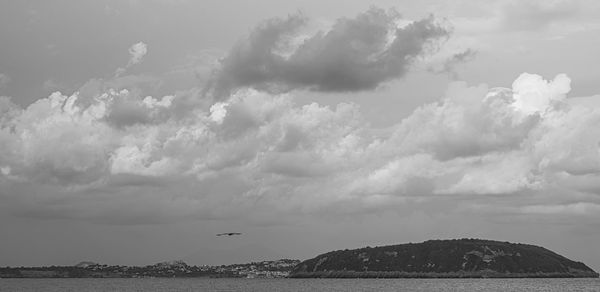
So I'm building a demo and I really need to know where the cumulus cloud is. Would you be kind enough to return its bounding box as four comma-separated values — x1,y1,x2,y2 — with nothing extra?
204,8,450,98
128,42,148,65
0,9,598,225
115,42,148,77
0,85,366,223
1,70,600,224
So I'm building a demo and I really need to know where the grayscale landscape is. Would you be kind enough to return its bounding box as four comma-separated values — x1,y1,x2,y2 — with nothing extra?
1,0,600,290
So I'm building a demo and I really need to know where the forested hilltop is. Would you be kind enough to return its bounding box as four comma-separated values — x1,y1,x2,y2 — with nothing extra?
290,239,599,278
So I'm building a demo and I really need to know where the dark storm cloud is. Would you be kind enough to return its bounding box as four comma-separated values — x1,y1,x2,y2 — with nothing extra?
205,8,450,98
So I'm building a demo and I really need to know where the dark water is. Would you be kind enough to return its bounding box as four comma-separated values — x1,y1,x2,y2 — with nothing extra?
1,278,599,291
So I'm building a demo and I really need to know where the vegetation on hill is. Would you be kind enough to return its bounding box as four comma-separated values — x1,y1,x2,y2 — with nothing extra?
290,239,599,278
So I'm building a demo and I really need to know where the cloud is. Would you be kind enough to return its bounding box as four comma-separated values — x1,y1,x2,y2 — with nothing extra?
128,42,148,65
2,70,600,224
0,96,21,126
0,5,597,224
426,48,477,79
511,72,570,114
115,42,148,77
204,8,450,98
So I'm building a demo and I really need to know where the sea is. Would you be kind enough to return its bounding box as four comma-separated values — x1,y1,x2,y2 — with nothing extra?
1,278,599,291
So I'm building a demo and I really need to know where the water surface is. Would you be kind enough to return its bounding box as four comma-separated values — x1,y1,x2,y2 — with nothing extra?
1,278,599,291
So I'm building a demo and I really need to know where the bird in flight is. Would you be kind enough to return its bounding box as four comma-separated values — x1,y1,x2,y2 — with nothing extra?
216,232,242,236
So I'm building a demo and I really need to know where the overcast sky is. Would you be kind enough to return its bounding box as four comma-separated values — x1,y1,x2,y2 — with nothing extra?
1,0,600,271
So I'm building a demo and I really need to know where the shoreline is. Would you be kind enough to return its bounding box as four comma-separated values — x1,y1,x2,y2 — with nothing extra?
288,270,600,279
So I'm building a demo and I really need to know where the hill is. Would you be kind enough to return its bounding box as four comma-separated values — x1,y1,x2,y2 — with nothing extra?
289,239,599,278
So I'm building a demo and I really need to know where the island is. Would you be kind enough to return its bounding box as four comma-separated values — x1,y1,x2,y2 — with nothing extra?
289,239,599,278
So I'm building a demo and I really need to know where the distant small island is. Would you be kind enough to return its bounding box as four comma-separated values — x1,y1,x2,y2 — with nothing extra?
290,239,599,278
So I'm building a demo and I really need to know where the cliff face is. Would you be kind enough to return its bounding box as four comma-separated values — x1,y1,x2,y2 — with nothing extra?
290,239,599,278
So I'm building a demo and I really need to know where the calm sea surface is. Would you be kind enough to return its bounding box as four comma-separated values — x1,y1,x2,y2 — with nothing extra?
1,278,599,291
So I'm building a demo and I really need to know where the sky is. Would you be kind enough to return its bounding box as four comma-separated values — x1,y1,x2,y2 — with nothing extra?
1,0,600,271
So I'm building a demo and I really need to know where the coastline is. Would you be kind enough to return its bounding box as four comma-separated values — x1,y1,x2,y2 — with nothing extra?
289,270,600,279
